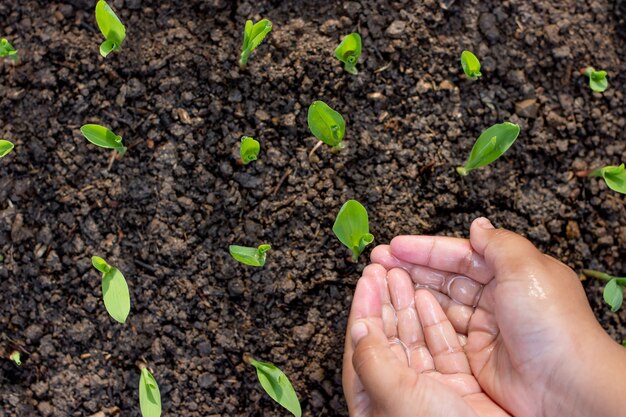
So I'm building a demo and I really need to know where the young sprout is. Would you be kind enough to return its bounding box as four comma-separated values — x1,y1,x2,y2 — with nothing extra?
585,164,626,194
249,357,301,417
240,136,260,164
9,351,21,366
239,19,272,69
95,0,126,58
333,200,374,262
583,67,608,92
582,269,626,312
229,244,271,267
139,364,161,417
92,256,130,324
307,101,345,151
460,50,481,80
0,140,14,158
80,124,127,156
335,33,362,75
0,38,17,60
456,122,521,176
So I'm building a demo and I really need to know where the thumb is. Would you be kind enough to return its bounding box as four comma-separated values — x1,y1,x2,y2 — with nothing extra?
351,319,413,404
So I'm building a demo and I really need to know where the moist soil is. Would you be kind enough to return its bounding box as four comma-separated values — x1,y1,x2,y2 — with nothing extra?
1,0,625,416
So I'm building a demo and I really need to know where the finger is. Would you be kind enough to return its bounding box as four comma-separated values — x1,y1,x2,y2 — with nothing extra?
415,289,471,375
372,245,484,308
426,288,475,335
389,235,494,284
387,268,433,372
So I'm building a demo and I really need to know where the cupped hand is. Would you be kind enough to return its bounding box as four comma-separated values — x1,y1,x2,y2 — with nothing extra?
342,262,510,417
369,217,626,417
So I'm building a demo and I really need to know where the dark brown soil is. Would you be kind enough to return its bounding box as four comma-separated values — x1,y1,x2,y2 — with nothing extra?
1,0,625,416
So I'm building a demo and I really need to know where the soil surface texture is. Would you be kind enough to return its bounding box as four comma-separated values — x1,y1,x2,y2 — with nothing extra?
1,0,625,416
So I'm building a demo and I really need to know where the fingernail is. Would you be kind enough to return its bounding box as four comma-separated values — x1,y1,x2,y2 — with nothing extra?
351,321,369,346
476,217,494,229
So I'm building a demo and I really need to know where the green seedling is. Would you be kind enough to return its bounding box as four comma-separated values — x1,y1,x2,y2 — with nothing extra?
80,124,127,156
95,0,126,58
584,67,608,92
456,122,521,176
333,200,374,262
240,136,260,164
587,164,626,194
0,38,17,60
9,351,21,366
92,256,130,324
249,357,301,417
460,50,481,79
335,33,362,75
583,269,626,312
239,19,272,69
229,244,271,267
307,101,345,150
139,365,161,417
0,140,14,158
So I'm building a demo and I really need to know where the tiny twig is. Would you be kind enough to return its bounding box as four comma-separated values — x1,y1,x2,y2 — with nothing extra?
272,169,292,195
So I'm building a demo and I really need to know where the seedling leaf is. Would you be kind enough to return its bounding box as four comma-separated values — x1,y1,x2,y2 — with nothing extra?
460,50,481,79
249,358,301,417
0,38,17,59
80,124,127,156
139,368,162,417
603,278,623,312
229,244,271,267
92,256,130,324
240,19,272,69
307,101,346,148
95,0,126,58
584,67,608,92
589,164,626,194
0,140,14,158
9,351,21,366
457,122,521,176
335,33,362,75
333,200,374,261
240,136,260,164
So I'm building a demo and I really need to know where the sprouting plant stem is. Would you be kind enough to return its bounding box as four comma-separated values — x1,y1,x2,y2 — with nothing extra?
239,51,250,70
308,140,324,161
583,269,626,286
456,166,468,176
587,168,603,177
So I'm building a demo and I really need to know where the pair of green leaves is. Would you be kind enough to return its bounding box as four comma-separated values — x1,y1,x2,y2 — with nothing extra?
0,140,14,158
92,256,130,324
95,0,126,58
582,269,626,312
584,67,608,92
589,164,626,194
333,200,374,261
250,358,301,417
0,38,17,59
139,367,161,417
308,101,345,149
229,244,271,267
460,50,481,80
456,122,521,176
335,33,361,75
80,124,127,156
240,136,260,164
240,19,272,69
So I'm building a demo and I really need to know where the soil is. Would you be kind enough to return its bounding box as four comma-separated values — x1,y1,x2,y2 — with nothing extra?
1,0,625,416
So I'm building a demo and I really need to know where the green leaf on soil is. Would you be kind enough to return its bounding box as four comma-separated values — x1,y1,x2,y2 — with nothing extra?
229,244,271,267
9,351,21,366
456,122,521,176
0,38,17,58
589,164,626,194
95,0,126,57
460,50,481,79
249,358,301,417
92,256,130,324
0,140,14,158
139,367,162,417
307,101,345,148
335,33,361,75
80,124,127,156
603,278,623,312
240,136,260,164
333,200,374,262
239,19,272,69
584,67,608,92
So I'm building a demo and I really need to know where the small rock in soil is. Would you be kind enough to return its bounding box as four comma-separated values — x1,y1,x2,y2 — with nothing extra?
25,323,44,343
386,20,407,38
233,172,262,189
478,13,500,42
292,323,315,342
515,99,539,118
